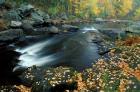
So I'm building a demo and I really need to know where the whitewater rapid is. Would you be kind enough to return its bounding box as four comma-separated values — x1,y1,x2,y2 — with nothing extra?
14,27,100,70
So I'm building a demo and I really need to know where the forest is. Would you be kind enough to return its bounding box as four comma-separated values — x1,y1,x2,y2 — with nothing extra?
6,0,140,20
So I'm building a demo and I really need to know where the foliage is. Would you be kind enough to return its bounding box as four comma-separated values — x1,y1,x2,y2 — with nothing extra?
5,0,138,19
134,8,140,19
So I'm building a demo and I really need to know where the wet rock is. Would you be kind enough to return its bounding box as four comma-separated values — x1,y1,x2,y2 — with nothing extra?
48,26,59,33
13,65,27,75
62,24,79,32
10,21,22,28
4,4,34,21
0,29,24,41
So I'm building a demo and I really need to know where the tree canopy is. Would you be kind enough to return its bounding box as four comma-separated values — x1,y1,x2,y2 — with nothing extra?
7,0,140,20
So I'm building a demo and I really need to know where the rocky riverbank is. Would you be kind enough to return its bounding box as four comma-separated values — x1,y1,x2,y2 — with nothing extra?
0,1,140,92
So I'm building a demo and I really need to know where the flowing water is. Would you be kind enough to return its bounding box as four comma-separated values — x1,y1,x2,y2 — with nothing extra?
15,27,101,70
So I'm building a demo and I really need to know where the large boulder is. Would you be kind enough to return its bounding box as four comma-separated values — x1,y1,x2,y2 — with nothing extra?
4,9,22,21
48,26,59,34
3,4,34,21
22,22,34,34
35,9,50,20
18,4,34,18
31,12,44,26
30,10,50,27
0,29,24,41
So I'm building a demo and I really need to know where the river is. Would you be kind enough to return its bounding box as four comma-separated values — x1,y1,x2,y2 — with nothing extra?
14,27,101,71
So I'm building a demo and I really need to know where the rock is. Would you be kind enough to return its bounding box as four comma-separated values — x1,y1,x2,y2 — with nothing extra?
2,2,12,9
0,0,5,6
31,12,44,26
35,9,50,20
32,27,49,35
4,10,22,21
99,29,126,40
62,24,79,32
31,10,50,27
48,26,59,33
24,27,50,36
0,29,24,41
13,65,27,75
22,19,35,25
21,10,50,27
10,21,22,28
60,13,68,20
95,18,104,23
19,4,34,17
124,22,140,34
22,23,34,34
